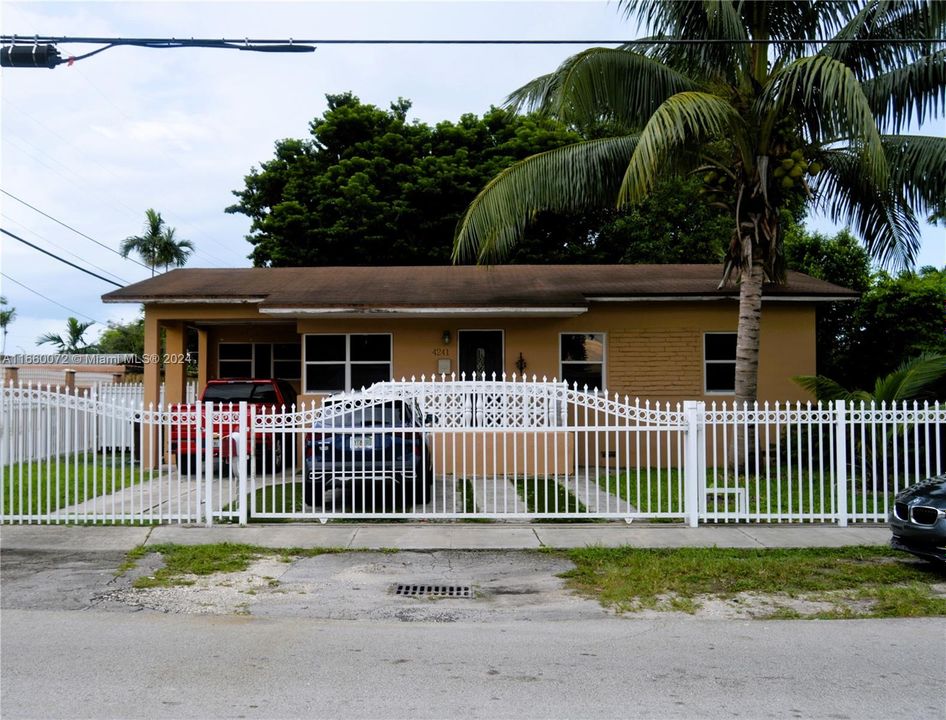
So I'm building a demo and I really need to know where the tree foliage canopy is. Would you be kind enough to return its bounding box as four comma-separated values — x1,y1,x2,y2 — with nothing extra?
228,92,731,266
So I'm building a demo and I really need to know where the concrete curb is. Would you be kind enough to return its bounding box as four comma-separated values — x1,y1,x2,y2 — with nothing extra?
0,522,893,553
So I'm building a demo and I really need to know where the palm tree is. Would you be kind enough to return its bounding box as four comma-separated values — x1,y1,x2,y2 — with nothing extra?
37,317,95,354
794,353,946,404
121,209,193,276
795,353,946,490
453,0,946,405
156,227,194,272
0,296,15,356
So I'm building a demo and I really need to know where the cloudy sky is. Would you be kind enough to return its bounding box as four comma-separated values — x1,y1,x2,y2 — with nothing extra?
1,0,943,356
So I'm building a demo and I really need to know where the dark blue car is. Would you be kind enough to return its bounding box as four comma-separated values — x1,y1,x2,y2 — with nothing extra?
304,398,433,511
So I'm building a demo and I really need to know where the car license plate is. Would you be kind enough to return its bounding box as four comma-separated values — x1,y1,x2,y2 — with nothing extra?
350,436,371,451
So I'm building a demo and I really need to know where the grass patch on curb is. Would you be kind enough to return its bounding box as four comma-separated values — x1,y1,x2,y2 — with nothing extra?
558,546,946,619
125,542,346,588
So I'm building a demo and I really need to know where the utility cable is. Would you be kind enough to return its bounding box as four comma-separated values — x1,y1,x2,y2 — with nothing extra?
1,189,154,272
1,227,123,287
0,272,102,323
1,213,129,284
2,34,943,67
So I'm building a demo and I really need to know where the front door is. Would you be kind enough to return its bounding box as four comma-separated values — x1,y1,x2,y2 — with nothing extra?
458,330,504,379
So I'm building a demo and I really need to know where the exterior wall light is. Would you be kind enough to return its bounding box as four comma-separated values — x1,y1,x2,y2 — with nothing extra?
442,330,451,345
515,353,527,373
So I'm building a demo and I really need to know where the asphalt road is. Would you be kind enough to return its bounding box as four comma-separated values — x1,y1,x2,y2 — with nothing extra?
2,547,944,719
3,609,944,719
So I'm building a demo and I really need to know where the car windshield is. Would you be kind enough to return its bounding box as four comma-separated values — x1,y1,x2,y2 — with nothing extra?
202,384,279,404
321,401,410,428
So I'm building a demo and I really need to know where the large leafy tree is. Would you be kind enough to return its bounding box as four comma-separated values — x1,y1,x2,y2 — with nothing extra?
851,266,946,389
96,316,145,357
228,93,731,266
121,209,194,276
783,227,872,379
453,0,946,404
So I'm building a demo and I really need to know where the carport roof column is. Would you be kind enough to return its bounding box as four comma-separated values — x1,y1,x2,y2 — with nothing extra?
142,312,160,470
197,328,209,391
143,312,160,409
163,321,187,406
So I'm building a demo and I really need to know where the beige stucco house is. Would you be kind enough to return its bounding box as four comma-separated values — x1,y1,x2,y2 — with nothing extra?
101,265,856,408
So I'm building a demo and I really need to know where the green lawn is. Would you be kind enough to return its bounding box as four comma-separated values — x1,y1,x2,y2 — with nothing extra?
2,458,148,516
601,468,895,520
513,476,592,521
558,546,946,618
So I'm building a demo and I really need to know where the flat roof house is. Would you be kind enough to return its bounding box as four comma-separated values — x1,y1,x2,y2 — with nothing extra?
102,264,856,408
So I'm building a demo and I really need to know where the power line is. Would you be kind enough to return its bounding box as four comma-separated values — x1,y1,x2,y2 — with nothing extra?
4,35,944,47
0,213,129,284
0,130,235,268
1,227,124,287
0,272,102,323
1,189,154,272
2,34,942,67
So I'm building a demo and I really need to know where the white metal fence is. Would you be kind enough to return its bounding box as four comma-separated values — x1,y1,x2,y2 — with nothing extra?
1,377,943,525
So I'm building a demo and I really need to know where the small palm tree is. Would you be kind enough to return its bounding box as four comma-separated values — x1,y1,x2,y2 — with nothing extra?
121,209,193,276
37,317,96,354
156,227,194,272
0,295,15,356
795,354,946,490
794,354,946,404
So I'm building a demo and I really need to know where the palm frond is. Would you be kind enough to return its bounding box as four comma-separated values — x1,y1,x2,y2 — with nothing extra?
882,135,946,218
765,54,888,187
815,148,920,269
859,50,946,133
453,135,639,264
617,91,744,206
792,374,866,402
623,0,750,76
873,353,946,402
822,0,946,81
505,47,700,131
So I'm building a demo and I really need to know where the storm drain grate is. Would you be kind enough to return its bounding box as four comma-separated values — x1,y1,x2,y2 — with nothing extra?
395,584,473,598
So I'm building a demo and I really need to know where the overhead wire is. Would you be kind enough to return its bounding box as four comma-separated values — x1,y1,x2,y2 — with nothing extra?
0,213,129,284
1,227,124,287
1,189,153,272
4,35,944,49
0,272,102,323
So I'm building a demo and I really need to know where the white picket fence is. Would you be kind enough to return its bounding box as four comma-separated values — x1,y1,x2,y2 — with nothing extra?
1,377,943,525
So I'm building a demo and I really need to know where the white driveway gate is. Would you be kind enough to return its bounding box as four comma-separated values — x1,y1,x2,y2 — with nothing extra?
2,378,943,525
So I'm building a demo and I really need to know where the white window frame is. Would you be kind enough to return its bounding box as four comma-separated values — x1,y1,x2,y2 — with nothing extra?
704,332,737,395
303,333,393,394
559,332,606,391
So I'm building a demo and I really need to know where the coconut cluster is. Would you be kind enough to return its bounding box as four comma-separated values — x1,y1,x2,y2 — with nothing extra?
772,149,821,191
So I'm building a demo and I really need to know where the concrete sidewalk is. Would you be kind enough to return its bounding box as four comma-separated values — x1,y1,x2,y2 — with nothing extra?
0,522,892,553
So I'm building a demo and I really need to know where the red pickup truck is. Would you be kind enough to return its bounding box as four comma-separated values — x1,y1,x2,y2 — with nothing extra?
171,379,297,475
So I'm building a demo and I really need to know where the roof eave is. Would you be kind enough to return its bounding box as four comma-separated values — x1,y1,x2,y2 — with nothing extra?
258,306,589,318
